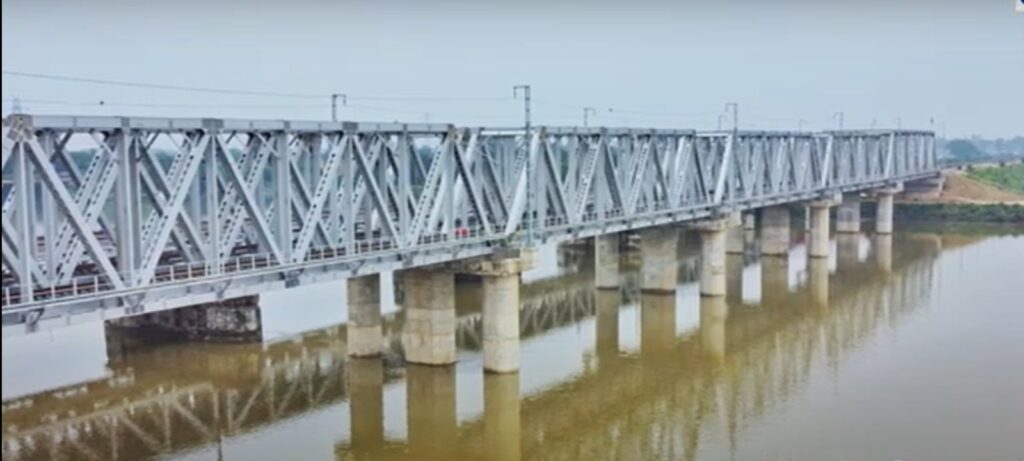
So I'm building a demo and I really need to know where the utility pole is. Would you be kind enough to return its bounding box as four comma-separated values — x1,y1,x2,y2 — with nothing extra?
583,107,596,127
331,93,347,122
833,111,845,130
513,84,532,133
724,102,739,133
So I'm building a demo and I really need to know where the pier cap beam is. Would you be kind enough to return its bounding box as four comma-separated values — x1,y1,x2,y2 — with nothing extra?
455,248,536,374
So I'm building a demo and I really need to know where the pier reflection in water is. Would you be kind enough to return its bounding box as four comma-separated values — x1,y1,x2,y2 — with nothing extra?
3,229,1023,461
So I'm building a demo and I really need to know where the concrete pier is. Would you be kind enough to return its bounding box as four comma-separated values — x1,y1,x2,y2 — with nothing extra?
726,226,745,254
875,185,902,234
836,195,861,233
641,227,678,293
402,268,456,365
595,234,620,289
105,296,262,342
595,289,621,361
696,219,730,297
761,206,791,256
484,373,521,461
726,254,744,304
808,200,834,259
348,358,384,459
457,250,535,373
407,365,457,459
347,274,382,357
743,213,756,232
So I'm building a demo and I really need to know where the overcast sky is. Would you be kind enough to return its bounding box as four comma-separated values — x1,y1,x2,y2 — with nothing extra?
2,0,1022,137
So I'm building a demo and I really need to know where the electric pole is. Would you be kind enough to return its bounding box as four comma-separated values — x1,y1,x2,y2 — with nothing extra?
724,102,739,133
513,84,532,133
583,107,596,127
331,93,347,122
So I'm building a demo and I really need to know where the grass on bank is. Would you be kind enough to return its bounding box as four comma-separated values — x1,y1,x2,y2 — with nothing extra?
967,164,1024,194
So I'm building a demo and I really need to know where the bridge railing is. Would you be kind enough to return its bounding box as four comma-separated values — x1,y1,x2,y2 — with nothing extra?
1,115,936,322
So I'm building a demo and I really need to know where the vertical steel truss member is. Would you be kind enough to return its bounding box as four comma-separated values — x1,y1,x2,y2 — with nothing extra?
0,114,937,328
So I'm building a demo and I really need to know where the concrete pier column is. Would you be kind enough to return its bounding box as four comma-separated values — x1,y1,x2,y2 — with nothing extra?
875,185,902,234
726,254,744,304
347,274,382,357
743,213,756,232
402,268,456,365
407,364,457,459
808,200,834,259
808,257,830,309
595,289,620,360
595,234,620,289
700,296,729,363
726,227,745,255
761,206,791,256
641,292,676,358
482,273,520,373
760,256,789,306
484,373,521,461
457,250,536,373
348,358,384,459
695,219,730,297
874,234,893,273
836,233,860,271
641,227,678,293
726,211,745,254
836,195,861,233
105,296,262,342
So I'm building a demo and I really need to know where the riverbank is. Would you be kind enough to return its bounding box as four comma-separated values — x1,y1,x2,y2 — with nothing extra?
894,167,1024,224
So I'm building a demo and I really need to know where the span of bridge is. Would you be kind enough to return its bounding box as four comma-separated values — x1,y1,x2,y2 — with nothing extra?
1,114,937,334
0,232,946,461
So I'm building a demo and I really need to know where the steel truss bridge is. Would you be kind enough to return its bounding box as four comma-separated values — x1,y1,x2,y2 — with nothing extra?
1,114,937,329
0,234,944,461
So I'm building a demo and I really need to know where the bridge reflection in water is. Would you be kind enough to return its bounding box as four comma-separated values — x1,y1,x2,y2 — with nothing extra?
1,233,946,461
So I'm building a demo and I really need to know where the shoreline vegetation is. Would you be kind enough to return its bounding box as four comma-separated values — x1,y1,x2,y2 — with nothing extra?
896,164,1024,224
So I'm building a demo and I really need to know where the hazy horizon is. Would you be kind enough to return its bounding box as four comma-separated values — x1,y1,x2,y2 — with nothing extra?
2,0,1022,138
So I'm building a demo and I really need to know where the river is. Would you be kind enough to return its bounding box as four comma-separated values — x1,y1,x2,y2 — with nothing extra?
2,226,1022,461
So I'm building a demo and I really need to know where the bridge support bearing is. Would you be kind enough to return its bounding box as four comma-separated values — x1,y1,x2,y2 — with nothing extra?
640,227,679,293
760,206,791,256
105,296,262,343
456,249,536,373
837,195,862,233
760,255,789,306
808,200,835,259
347,274,382,357
694,219,730,297
874,185,902,234
808,257,830,309
402,268,457,366
595,234,620,290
